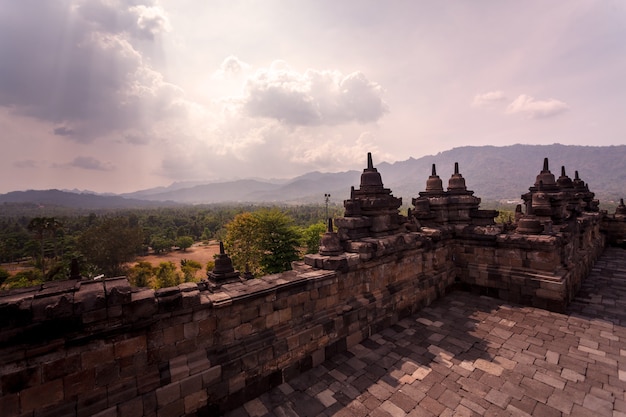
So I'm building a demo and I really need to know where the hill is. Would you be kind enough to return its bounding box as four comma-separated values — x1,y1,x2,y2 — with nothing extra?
1,144,624,208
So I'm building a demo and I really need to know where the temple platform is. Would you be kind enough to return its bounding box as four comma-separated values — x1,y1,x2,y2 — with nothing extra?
224,247,626,417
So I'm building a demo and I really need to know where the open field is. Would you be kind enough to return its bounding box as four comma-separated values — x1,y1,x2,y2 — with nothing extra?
130,241,221,273
1,242,221,278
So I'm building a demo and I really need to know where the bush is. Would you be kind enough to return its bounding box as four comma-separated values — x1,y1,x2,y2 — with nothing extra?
2,269,43,289
0,267,10,286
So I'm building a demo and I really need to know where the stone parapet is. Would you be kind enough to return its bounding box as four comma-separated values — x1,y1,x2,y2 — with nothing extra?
0,232,456,416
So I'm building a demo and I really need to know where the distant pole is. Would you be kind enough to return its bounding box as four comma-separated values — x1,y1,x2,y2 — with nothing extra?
324,193,331,220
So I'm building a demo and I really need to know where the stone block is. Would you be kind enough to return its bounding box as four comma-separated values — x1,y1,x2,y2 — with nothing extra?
180,373,203,397
137,370,161,394
73,281,106,313
43,355,81,382
82,345,114,369
184,390,208,414
92,406,117,417
201,365,222,387
81,307,108,324
126,289,157,320
31,293,74,321
0,393,19,417
157,398,184,417
155,381,181,407
64,369,96,398
107,378,137,407
95,363,120,387
1,366,40,394
77,387,108,417
104,277,132,306
118,397,143,417
234,322,253,339
115,335,147,359
163,324,184,345
20,379,64,413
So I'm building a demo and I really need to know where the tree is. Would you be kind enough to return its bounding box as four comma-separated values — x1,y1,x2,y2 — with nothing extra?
0,267,9,286
128,261,156,287
224,209,302,275
181,259,202,282
2,269,43,290
301,221,326,254
78,216,144,277
225,212,263,274
151,236,173,254
176,236,194,252
27,217,61,275
155,261,181,289
256,209,302,274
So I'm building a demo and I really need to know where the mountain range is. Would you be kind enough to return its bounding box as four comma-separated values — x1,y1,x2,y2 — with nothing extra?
1,144,624,209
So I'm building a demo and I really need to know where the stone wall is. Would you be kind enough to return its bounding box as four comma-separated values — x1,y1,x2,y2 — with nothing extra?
454,213,605,312
0,234,455,417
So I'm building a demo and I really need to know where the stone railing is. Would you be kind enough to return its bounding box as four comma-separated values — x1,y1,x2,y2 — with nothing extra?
0,232,455,417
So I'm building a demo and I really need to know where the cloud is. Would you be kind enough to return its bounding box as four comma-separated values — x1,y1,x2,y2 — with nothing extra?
242,61,388,126
130,5,171,40
68,156,115,171
212,56,251,80
506,94,569,119
0,0,182,144
472,91,506,108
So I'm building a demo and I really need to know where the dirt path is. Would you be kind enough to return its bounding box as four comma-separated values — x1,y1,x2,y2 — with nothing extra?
130,241,221,272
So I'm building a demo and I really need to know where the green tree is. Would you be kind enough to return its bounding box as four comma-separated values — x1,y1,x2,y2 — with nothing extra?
27,217,62,275
225,212,263,274
181,259,202,282
176,236,194,252
78,216,144,277
301,221,326,254
0,267,9,286
128,261,156,287
256,209,302,274
155,261,181,289
2,269,43,289
151,236,173,254
224,209,302,275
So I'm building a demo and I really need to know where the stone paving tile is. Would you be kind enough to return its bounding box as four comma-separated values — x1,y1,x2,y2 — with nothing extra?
224,248,626,417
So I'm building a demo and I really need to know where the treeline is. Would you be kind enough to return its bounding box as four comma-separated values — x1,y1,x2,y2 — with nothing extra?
0,204,344,290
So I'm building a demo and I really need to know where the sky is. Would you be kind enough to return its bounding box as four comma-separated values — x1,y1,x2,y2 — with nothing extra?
1,0,625,194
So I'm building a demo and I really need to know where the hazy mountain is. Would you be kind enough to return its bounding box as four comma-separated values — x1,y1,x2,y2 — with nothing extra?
0,189,178,209
126,180,282,204
376,144,625,202
2,144,624,208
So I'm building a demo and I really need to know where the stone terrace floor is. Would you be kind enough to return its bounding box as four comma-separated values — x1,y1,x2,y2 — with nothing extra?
225,247,626,417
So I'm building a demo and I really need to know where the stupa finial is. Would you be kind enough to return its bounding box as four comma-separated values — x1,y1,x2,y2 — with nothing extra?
543,157,549,172
454,162,459,175
431,164,437,176
367,152,373,170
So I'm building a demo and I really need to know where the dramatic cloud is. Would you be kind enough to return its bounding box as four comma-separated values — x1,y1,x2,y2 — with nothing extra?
1,1,623,194
242,62,388,126
506,94,570,119
0,0,182,144
472,91,507,108
67,156,115,171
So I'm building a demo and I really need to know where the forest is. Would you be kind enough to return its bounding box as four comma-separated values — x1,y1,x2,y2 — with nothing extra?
0,203,345,290
0,201,519,291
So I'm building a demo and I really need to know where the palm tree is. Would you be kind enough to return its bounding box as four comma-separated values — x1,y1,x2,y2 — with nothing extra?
27,217,63,277
28,217,48,275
